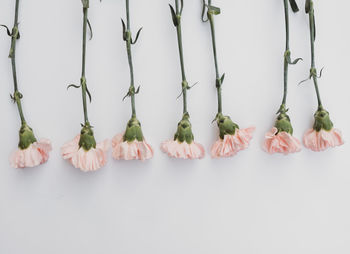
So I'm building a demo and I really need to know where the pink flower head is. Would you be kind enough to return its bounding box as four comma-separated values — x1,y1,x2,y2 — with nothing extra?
303,108,344,152
112,133,153,161
10,123,52,168
263,127,301,155
211,127,255,158
112,117,153,161
211,114,255,158
61,135,109,172
61,125,109,172
10,139,52,168
263,108,300,155
161,114,205,159
303,128,344,152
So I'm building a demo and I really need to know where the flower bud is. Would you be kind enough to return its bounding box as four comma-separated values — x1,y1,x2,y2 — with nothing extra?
123,117,144,142
79,123,96,151
313,108,333,131
216,114,239,139
174,114,194,144
18,124,37,150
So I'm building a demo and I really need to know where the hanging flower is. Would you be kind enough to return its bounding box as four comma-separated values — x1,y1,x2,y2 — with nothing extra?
112,1,153,161
61,124,109,172
263,108,301,155
112,118,153,161
263,0,301,155
1,1,52,168
161,114,205,159
264,128,301,155
303,108,344,151
163,1,205,159
302,1,344,152
62,1,109,171
211,114,255,158
202,2,254,158
10,124,52,168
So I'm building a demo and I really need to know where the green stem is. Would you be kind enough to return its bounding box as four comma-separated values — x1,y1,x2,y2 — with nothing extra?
207,0,223,114
9,0,26,125
81,2,89,124
174,0,188,115
125,0,136,117
308,1,323,108
281,0,290,106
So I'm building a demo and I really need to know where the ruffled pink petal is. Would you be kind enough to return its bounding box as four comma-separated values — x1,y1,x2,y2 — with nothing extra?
35,139,53,163
161,140,205,159
263,127,301,155
211,127,255,158
61,135,109,172
61,135,80,160
10,139,52,168
111,133,153,161
303,128,344,152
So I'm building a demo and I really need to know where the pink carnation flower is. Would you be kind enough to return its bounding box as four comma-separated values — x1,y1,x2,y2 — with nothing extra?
161,140,205,159
10,139,52,168
61,135,109,172
112,133,153,161
303,128,344,152
211,127,255,158
263,127,301,155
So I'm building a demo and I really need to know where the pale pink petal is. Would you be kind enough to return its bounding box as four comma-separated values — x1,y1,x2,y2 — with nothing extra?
331,129,344,146
211,136,237,158
61,135,80,160
189,142,205,159
112,133,153,161
112,134,124,149
61,135,109,172
10,139,52,169
278,132,301,153
161,140,205,159
35,139,52,163
137,142,154,160
211,127,255,158
231,127,256,150
97,139,110,152
263,127,301,155
303,128,344,152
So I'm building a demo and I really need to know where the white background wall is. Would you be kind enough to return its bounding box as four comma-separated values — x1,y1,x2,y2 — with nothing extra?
0,0,349,253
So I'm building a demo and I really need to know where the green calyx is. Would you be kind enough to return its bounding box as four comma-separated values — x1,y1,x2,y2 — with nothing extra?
215,113,239,140
18,123,37,150
174,113,194,144
275,113,293,135
79,123,96,151
123,117,144,142
81,0,89,8
313,108,333,132
274,105,293,134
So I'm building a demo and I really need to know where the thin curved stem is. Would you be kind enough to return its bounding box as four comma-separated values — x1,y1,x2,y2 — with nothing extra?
308,1,322,108
9,0,26,125
206,0,223,114
174,0,188,114
281,0,290,106
125,0,137,117
80,2,90,125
